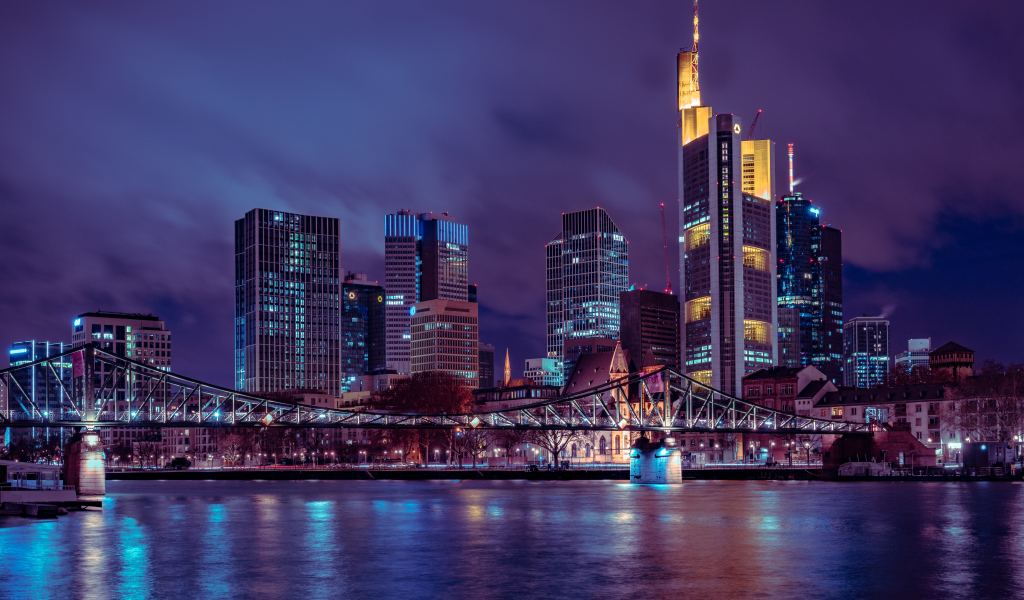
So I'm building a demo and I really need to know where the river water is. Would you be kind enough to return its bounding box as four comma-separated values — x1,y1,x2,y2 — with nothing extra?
1,480,1022,599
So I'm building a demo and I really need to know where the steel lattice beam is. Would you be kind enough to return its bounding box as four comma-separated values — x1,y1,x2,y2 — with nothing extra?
0,343,877,434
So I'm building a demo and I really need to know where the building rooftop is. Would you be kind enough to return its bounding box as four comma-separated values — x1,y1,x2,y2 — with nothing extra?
742,367,802,381
817,383,947,406
796,379,829,399
77,311,161,321
930,342,974,355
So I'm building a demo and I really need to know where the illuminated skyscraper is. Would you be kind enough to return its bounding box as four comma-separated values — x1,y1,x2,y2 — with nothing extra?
545,208,629,383
776,192,817,368
341,272,386,390
384,211,469,374
235,209,341,394
677,6,777,394
775,191,843,383
811,224,843,382
843,316,889,388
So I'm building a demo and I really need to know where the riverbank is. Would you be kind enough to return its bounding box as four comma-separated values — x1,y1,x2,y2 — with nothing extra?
106,467,827,481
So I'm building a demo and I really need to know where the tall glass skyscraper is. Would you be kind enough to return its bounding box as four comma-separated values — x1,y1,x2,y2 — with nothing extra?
677,10,777,395
776,193,817,368
680,113,777,395
235,209,341,394
811,224,843,382
341,272,385,390
843,316,889,388
775,194,843,382
545,208,628,383
384,211,469,375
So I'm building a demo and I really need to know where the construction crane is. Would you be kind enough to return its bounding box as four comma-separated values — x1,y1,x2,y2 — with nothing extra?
660,203,673,295
746,109,762,141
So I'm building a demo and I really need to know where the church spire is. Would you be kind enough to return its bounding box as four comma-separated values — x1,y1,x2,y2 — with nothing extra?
503,349,511,385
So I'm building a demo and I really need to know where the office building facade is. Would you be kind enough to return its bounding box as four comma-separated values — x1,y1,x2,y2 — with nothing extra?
811,225,843,382
478,343,495,389
843,316,890,388
341,272,386,391
776,193,817,368
545,208,628,384
7,341,72,418
73,311,173,369
524,357,562,387
680,113,777,394
619,289,681,370
235,209,341,394
775,194,844,383
384,211,469,375
409,299,478,388
895,338,932,372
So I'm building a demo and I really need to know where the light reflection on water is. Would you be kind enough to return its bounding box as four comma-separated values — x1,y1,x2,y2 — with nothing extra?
0,480,1022,599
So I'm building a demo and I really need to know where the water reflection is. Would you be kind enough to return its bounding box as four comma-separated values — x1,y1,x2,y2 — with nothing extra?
0,480,1022,599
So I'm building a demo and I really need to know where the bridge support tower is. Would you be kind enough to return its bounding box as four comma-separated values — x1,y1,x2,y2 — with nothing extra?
629,437,683,484
64,430,105,496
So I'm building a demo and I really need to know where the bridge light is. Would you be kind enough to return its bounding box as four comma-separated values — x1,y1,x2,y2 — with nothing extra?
618,419,628,429
470,417,481,428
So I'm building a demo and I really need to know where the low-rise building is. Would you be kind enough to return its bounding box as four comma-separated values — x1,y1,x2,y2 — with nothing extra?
895,338,932,372
472,378,560,411
929,342,974,383
523,358,562,387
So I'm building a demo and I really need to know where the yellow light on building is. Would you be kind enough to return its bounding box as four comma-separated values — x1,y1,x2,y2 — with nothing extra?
689,370,712,387
685,223,710,250
743,320,769,344
742,246,769,271
740,139,775,201
681,106,712,146
686,297,711,323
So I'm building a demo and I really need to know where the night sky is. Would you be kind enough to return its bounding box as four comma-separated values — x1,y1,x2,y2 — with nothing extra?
1,1,1022,386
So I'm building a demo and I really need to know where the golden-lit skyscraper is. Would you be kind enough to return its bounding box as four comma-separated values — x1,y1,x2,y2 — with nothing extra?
740,139,775,201
677,2,711,145
677,2,777,394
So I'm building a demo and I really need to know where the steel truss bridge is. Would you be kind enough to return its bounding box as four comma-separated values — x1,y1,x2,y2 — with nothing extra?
0,344,873,435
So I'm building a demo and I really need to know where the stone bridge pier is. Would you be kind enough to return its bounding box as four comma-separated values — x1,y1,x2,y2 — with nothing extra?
629,436,683,484
64,430,106,496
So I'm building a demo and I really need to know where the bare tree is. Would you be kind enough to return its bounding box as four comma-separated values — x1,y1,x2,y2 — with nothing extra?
136,441,159,468
492,428,531,465
943,363,1024,442
528,429,582,469
369,372,474,464
220,434,244,466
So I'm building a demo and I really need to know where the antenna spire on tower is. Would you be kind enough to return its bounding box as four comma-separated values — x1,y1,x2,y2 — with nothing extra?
692,0,699,53
788,143,795,193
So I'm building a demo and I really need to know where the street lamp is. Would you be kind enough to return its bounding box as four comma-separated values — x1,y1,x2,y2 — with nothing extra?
804,442,811,466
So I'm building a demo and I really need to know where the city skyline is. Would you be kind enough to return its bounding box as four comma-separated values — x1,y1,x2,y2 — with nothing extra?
1,2,1022,386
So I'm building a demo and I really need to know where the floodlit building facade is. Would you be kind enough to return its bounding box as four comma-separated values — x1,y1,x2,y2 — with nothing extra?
409,299,479,389
843,316,890,388
676,14,777,394
680,113,777,395
384,211,469,375
235,209,342,395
